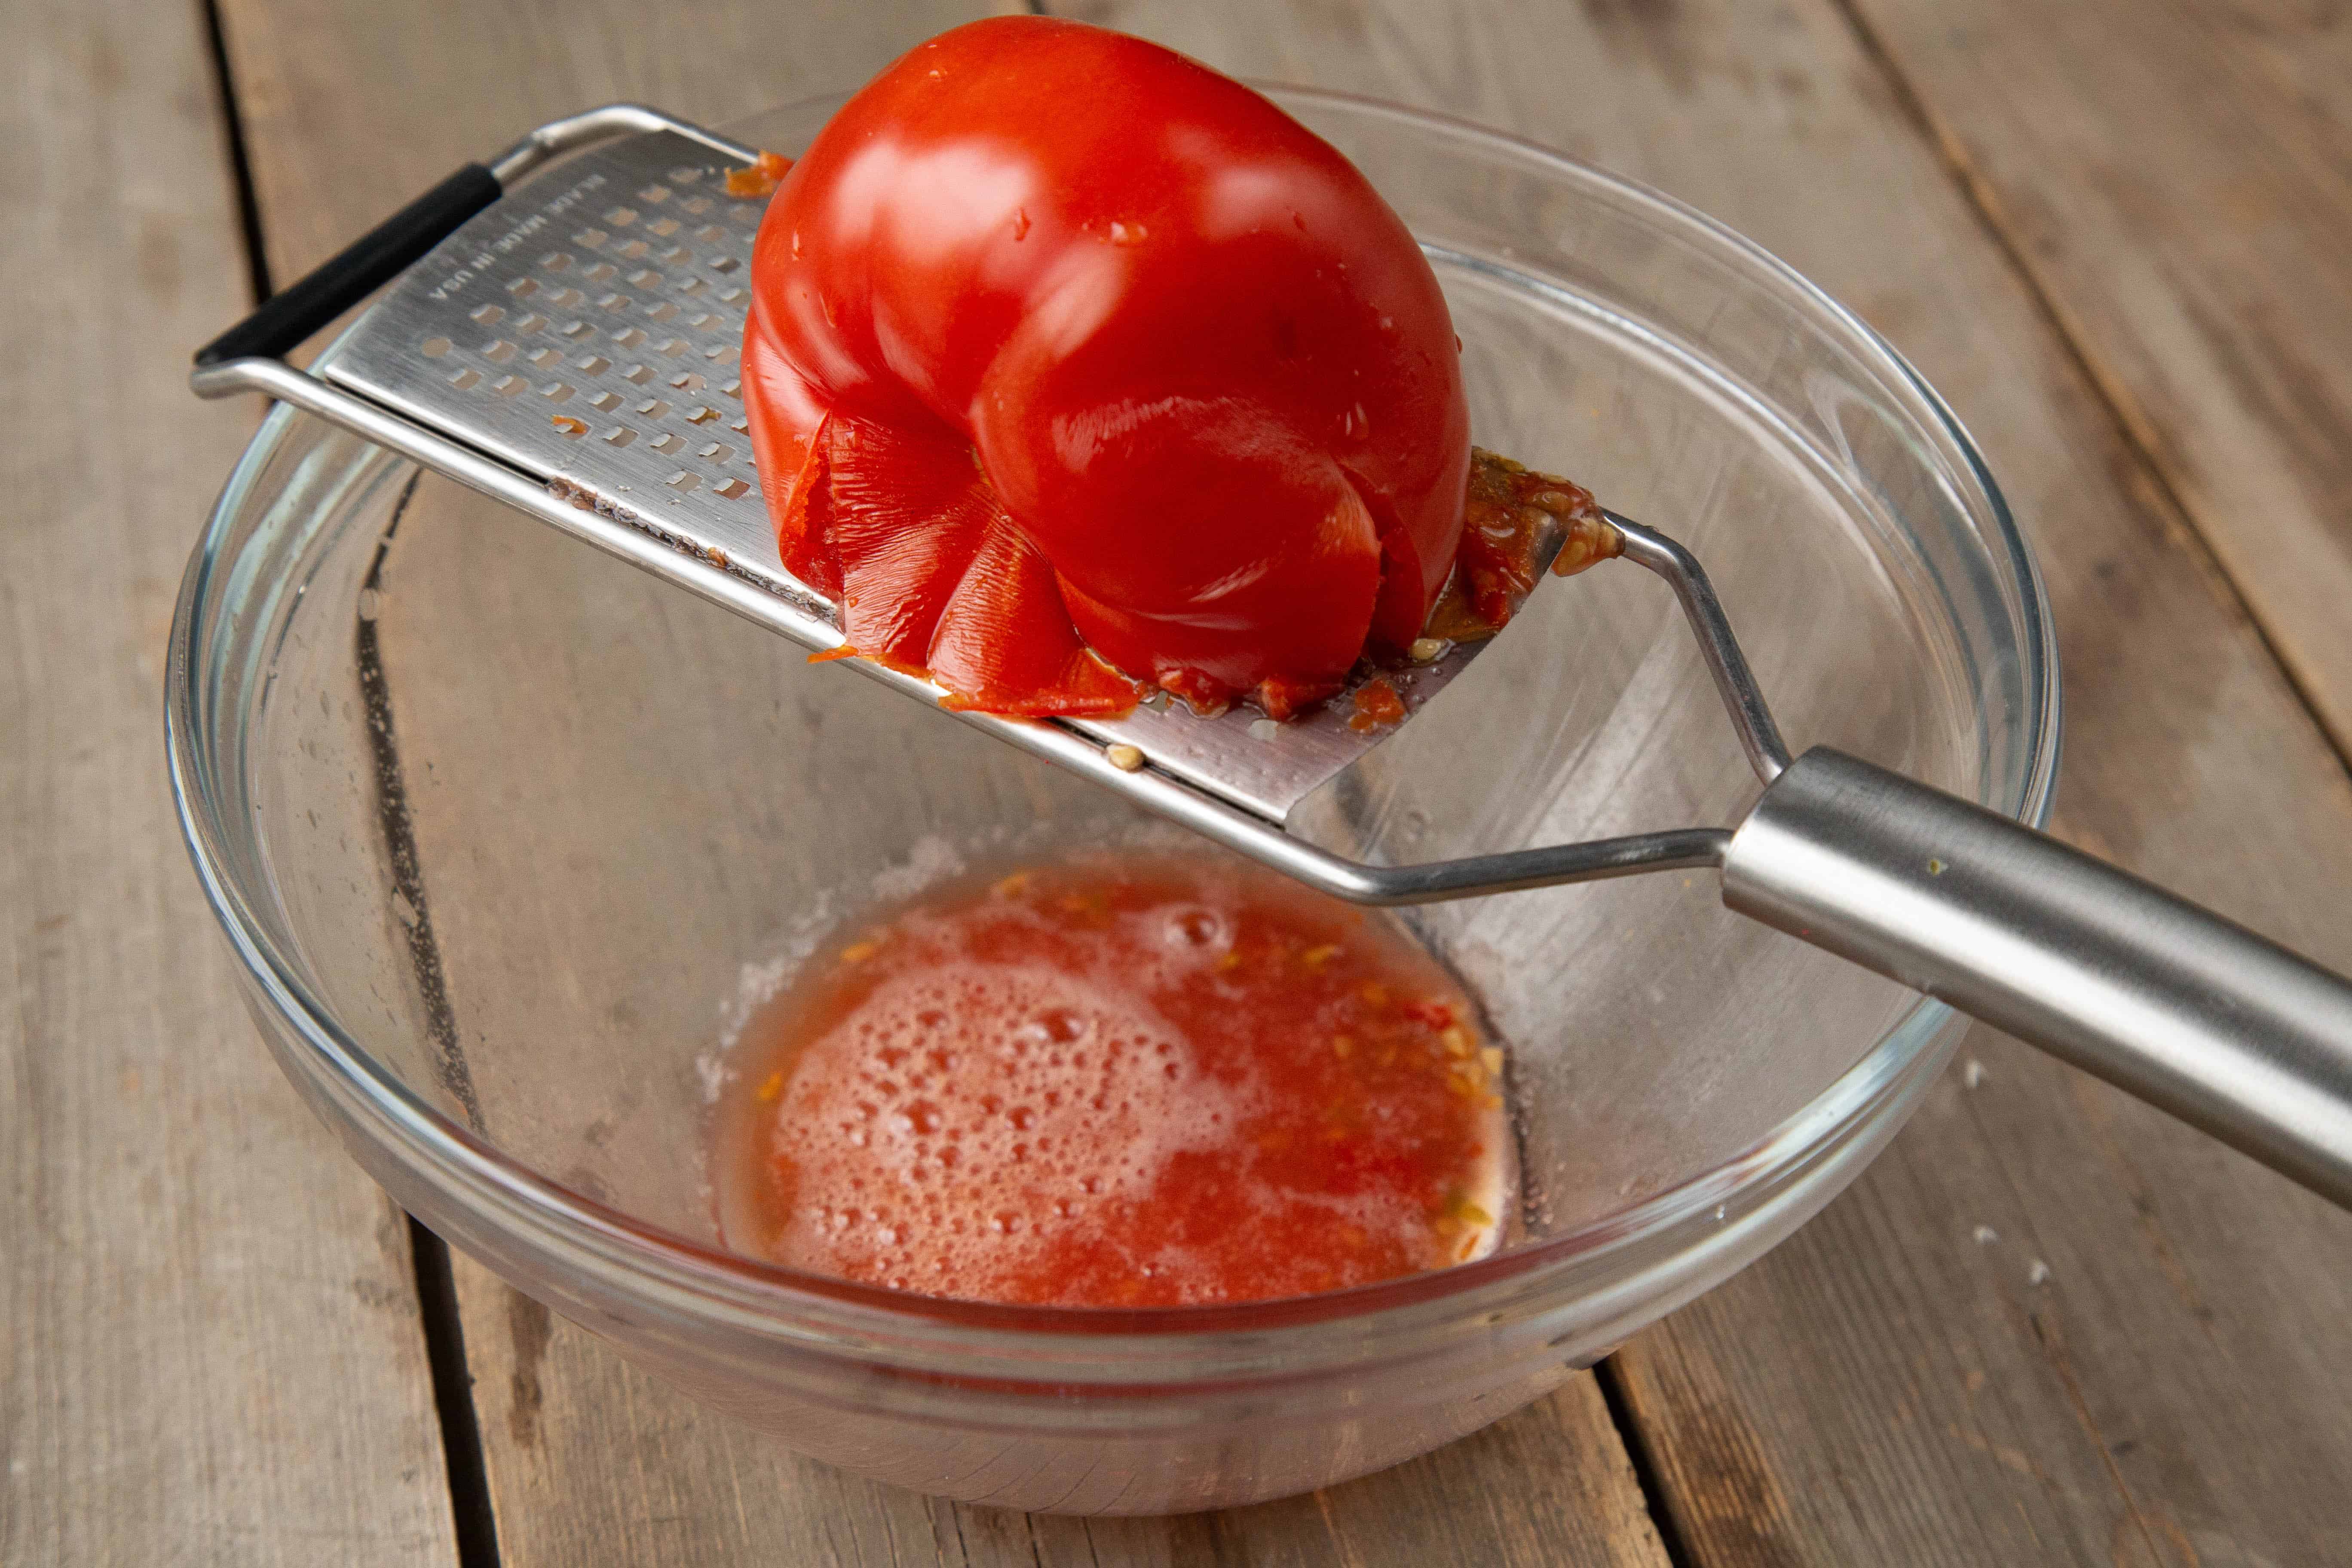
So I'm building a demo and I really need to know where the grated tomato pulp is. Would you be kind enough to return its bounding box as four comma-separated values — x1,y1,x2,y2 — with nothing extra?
714,852,1512,1308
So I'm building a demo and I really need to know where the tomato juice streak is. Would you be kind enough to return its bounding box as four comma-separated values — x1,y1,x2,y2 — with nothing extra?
713,853,1511,1307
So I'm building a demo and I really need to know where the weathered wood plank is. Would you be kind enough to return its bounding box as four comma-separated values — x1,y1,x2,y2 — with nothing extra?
453,1248,1667,1566
0,2,459,1564
220,0,1023,287
1044,0,2352,1562
1838,0,2352,766
214,0,1673,1559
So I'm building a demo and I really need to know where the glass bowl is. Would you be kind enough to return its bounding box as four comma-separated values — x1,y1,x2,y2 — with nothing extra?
167,87,2056,1515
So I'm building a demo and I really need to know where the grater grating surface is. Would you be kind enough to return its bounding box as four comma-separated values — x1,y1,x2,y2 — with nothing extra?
322,129,813,609
318,120,1558,824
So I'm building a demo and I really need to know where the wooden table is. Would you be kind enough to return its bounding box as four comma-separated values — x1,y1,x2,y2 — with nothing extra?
12,0,2352,1561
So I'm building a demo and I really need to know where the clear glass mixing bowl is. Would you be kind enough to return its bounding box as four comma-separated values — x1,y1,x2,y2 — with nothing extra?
167,88,2056,1514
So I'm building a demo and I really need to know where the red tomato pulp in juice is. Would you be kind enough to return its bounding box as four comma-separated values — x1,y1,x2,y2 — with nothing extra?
714,854,1510,1307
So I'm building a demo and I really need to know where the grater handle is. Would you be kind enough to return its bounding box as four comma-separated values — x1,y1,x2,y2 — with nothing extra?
193,162,502,368
1723,746,2352,1208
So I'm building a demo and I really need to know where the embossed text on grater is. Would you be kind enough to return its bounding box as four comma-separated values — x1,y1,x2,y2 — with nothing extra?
321,130,823,616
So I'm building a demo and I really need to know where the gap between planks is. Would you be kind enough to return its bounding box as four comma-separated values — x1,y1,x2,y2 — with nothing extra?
196,1,508,1559
1594,1356,1700,1568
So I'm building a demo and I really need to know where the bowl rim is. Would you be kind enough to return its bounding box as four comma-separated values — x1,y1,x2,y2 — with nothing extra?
167,83,2060,1361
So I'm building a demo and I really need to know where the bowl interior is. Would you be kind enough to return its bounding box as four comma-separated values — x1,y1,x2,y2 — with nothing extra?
191,91,2049,1301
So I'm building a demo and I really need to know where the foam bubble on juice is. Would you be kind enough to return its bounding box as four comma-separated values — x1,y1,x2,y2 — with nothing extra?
754,960,1246,1293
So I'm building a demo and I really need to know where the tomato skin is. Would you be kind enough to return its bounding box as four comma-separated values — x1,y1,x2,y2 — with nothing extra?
744,17,1470,714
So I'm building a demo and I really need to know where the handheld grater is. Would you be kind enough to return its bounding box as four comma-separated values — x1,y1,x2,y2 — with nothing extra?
191,103,2352,1210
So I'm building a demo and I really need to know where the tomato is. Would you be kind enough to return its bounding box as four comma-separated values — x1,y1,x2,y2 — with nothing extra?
743,16,1471,718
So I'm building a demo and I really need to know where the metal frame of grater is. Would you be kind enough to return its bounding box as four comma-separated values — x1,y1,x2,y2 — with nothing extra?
193,105,2352,1210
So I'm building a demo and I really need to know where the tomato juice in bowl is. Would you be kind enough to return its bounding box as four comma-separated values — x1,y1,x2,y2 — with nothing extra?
168,87,2052,1512
711,851,1513,1308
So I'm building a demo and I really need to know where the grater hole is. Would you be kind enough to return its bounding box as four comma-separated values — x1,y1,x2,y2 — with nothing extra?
540,382,574,402
697,441,734,462
575,229,608,249
553,415,588,437
729,416,749,433
647,302,679,322
613,328,646,349
668,371,706,391
421,336,451,358
622,364,653,384
652,432,684,453
598,293,628,312
470,303,505,326
449,367,481,390
589,390,622,411
679,278,706,297
484,340,518,363
493,375,527,396
603,426,637,447
605,207,638,227
576,355,610,374
627,269,661,289
709,256,740,273
683,196,712,216
636,398,670,420
686,312,717,330
584,262,616,283
668,167,704,184
694,224,725,244
658,245,690,265
616,239,649,260
713,477,750,499
704,343,737,364
688,406,720,424
667,471,700,491
542,252,573,272
720,378,741,397
514,313,548,333
561,321,594,339
508,277,539,297
649,217,681,237
529,347,564,368
549,288,585,309
638,184,671,204
717,287,746,304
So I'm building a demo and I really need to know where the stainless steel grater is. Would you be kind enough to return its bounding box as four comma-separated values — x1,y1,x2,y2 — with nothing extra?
192,104,2352,1210
201,105,1560,830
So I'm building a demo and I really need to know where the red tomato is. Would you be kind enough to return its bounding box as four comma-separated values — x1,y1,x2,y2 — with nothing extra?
743,17,1470,718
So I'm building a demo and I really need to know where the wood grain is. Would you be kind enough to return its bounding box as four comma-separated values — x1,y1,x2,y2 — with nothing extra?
212,0,1672,1558
451,1247,1667,1566
1836,0,2352,766
0,1,459,1564
220,0,1023,285
1055,0,2352,1562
